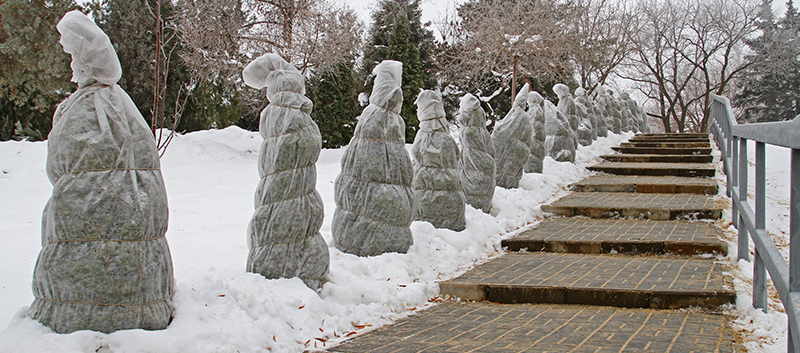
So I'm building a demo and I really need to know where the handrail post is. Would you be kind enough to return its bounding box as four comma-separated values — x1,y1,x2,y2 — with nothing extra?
732,136,740,233
739,139,749,262
791,148,800,292
754,141,767,311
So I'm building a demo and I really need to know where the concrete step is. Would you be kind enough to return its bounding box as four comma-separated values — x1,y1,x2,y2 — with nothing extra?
612,146,712,155
438,252,734,309
329,302,736,352
588,162,715,177
620,141,710,148
601,153,713,163
541,192,722,220
502,218,726,256
571,175,718,194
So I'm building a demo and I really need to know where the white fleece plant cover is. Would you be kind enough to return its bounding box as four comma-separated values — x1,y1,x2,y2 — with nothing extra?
492,83,533,189
411,90,465,231
332,60,415,256
242,53,329,290
575,88,598,141
554,84,592,147
524,91,546,174
576,88,607,138
457,93,495,213
596,86,622,134
29,10,174,334
543,98,576,162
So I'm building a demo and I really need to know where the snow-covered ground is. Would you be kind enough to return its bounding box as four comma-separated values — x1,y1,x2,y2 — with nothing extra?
0,126,789,352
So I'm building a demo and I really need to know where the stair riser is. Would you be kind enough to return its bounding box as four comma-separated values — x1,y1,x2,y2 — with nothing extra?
602,156,713,163
501,239,726,256
621,142,710,148
612,147,712,155
541,205,722,220
572,184,718,194
588,166,715,177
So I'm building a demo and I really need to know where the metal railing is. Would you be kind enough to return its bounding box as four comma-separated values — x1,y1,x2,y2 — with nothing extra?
710,95,800,353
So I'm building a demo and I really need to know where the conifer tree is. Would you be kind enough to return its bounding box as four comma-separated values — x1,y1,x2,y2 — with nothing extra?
0,0,77,141
308,63,360,148
362,0,435,142
736,0,800,122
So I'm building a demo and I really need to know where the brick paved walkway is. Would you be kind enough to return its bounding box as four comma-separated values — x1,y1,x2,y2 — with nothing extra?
571,175,718,194
329,302,735,353
541,192,722,220
328,133,738,352
501,218,726,255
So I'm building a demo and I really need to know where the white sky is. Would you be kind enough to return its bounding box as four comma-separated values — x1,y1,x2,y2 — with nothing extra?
335,0,462,40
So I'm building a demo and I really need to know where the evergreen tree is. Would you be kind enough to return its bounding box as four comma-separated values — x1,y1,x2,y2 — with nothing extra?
735,0,800,122
362,0,436,142
387,11,424,141
0,0,78,141
307,63,359,148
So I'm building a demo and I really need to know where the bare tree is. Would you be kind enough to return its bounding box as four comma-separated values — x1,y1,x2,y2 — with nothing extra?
438,0,577,106
569,0,635,94
620,0,757,132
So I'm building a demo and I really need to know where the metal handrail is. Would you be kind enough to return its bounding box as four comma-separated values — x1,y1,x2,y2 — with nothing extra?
710,95,800,353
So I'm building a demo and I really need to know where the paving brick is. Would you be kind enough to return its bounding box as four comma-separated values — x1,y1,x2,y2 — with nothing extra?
571,175,718,195
588,162,715,177
328,302,736,352
501,218,727,256
438,253,734,309
541,192,722,220
636,133,709,138
600,153,713,163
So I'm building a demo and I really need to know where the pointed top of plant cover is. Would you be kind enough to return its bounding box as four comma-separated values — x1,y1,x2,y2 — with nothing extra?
528,91,544,105
369,60,403,113
242,53,303,95
575,87,587,97
57,10,121,86
513,83,530,109
459,93,481,114
415,90,446,122
553,83,570,99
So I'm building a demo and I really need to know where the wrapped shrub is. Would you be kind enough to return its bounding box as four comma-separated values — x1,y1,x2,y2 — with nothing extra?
524,91,546,173
576,88,608,138
493,83,533,189
554,83,592,147
29,11,174,334
543,97,576,163
412,90,466,231
332,60,415,256
458,93,495,213
596,86,622,134
242,53,329,290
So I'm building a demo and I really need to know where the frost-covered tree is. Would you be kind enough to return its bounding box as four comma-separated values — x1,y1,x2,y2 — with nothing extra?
30,11,174,333
242,53,329,290
458,93,495,213
493,83,533,189
333,60,415,256
412,90,466,231
735,0,800,122
524,91,546,173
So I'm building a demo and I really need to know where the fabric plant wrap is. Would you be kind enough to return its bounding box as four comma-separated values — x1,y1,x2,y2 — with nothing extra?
576,88,608,138
411,90,466,231
492,83,533,189
332,60,415,256
457,93,495,213
554,84,591,147
524,91,546,173
575,88,598,141
543,98,576,162
597,86,622,134
622,93,651,133
242,53,329,290
29,11,174,334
